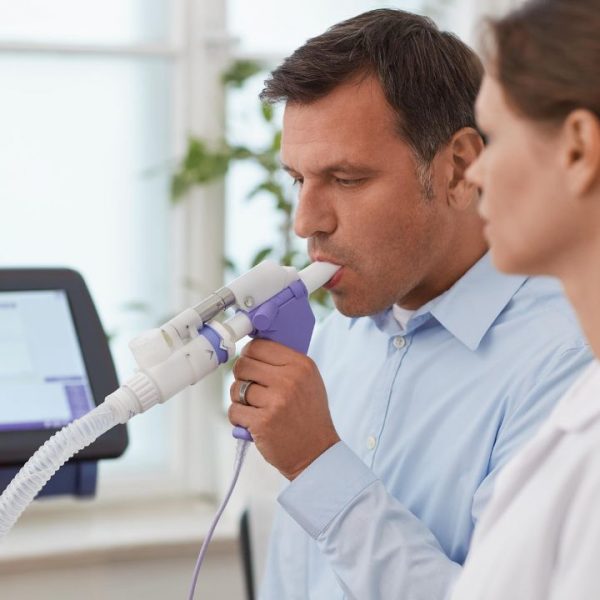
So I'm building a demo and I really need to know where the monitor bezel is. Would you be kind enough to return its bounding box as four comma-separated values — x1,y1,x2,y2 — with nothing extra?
0,268,128,466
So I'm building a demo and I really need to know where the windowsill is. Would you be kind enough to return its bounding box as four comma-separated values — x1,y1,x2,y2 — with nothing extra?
0,496,240,574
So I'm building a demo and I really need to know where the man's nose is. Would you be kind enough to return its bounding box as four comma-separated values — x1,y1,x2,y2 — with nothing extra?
293,182,337,239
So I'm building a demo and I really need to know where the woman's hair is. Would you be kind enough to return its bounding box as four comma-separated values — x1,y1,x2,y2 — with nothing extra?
487,0,600,123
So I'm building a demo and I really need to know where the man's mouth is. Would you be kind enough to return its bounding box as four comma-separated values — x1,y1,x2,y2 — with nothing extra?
323,267,344,289
309,250,344,288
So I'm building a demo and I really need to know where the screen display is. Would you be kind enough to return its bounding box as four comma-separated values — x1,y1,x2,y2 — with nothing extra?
0,289,95,431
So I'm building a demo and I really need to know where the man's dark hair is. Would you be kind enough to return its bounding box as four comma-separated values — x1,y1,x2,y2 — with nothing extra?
261,9,483,169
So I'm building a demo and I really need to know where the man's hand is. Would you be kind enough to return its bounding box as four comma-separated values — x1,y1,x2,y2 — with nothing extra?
229,339,340,480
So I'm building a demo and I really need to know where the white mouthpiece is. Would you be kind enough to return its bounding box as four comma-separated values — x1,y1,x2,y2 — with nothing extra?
298,262,340,294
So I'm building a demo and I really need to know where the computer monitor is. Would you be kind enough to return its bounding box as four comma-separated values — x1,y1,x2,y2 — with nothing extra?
0,269,128,467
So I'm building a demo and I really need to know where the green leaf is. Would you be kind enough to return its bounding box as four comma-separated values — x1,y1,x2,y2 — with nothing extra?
251,247,274,267
253,149,280,173
230,145,254,160
276,196,294,215
170,137,238,202
171,172,191,202
280,250,299,266
248,180,282,200
271,130,282,152
184,138,207,169
222,59,264,88
261,103,274,122
309,287,334,311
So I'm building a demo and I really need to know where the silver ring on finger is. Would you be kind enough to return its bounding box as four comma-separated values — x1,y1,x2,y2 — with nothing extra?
238,380,254,406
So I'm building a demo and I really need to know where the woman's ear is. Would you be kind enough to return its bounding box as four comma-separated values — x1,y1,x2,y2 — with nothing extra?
445,127,485,210
562,109,600,199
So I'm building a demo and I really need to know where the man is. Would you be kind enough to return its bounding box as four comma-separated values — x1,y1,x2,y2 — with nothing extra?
228,9,591,600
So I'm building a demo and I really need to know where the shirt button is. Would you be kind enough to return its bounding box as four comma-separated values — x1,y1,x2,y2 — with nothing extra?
367,435,377,450
393,336,406,349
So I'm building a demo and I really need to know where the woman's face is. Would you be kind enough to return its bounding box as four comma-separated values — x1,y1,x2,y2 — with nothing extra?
467,74,581,277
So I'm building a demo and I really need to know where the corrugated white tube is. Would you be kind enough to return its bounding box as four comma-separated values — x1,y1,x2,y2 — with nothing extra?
0,395,126,539
0,262,341,541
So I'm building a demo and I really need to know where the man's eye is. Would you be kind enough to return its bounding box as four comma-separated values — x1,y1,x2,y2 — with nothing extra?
335,178,365,187
291,177,303,186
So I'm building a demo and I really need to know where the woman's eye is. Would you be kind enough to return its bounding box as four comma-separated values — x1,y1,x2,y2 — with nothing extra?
291,177,303,186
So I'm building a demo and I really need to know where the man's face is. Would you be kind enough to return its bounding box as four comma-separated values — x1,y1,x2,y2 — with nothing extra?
281,76,454,316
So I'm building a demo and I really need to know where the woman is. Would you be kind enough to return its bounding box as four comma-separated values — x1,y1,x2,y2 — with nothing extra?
452,0,600,598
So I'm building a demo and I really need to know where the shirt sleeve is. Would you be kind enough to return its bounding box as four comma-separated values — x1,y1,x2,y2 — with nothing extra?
279,441,462,600
472,345,592,522
276,345,591,600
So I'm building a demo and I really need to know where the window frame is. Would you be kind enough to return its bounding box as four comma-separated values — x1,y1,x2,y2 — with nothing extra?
0,0,234,505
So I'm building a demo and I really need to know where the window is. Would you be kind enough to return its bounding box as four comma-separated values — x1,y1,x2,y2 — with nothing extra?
0,0,227,501
0,0,168,45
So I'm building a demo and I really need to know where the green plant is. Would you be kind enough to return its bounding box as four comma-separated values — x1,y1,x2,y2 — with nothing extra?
171,59,331,310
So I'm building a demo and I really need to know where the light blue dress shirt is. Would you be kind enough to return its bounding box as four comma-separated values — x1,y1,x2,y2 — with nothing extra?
259,253,592,600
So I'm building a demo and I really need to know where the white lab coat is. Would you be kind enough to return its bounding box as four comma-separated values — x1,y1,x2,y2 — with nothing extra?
452,359,600,600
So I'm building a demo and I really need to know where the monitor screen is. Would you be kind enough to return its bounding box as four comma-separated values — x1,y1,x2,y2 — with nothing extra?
0,289,95,431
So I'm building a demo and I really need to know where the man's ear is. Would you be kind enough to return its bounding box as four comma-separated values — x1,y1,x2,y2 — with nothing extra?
445,127,484,210
561,109,600,199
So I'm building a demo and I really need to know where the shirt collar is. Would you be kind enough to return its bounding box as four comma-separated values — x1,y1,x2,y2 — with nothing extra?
349,252,528,351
